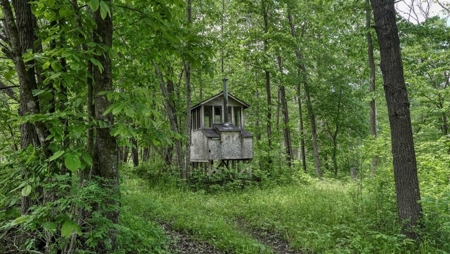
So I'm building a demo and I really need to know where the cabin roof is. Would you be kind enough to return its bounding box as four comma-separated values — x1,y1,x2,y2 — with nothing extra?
191,91,250,110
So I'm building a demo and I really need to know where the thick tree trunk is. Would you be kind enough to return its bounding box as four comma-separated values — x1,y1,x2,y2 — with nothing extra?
287,11,321,178
92,2,120,249
370,0,422,239
366,0,378,175
1,0,42,215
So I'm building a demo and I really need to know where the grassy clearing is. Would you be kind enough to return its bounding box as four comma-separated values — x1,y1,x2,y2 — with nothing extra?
122,174,434,254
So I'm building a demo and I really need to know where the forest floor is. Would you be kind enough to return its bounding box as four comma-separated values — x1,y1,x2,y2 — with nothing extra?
123,174,442,253
162,220,300,254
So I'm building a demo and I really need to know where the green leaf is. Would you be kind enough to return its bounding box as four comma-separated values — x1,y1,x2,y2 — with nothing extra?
42,61,51,70
100,1,110,19
88,0,99,11
4,69,16,80
64,153,81,172
42,222,57,232
82,152,93,166
51,61,62,72
90,58,103,73
61,219,81,238
21,185,32,197
49,150,64,161
12,215,30,225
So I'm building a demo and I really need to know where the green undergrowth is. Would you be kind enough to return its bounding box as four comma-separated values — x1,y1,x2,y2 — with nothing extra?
118,189,170,253
121,159,450,254
122,172,448,254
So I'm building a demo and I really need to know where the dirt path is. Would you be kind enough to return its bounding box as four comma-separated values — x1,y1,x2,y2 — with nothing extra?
160,223,226,254
236,219,301,254
161,221,302,254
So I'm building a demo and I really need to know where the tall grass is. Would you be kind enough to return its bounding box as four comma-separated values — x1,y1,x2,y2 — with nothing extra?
122,171,448,253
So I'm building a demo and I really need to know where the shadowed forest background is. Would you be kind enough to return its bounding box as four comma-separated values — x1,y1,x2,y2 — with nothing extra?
1,0,450,253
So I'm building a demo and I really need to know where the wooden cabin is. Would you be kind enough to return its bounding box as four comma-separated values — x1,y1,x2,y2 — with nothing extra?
190,87,254,175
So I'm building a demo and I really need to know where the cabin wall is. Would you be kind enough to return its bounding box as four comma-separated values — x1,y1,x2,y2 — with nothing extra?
220,131,242,159
190,130,208,162
208,139,221,160
242,137,254,159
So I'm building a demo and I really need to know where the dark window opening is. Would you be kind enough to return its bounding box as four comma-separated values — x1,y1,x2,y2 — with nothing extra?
204,106,212,128
234,107,241,128
214,106,222,123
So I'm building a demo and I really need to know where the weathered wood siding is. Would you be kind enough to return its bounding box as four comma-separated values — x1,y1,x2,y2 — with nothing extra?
242,137,253,159
208,139,221,160
190,130,208,162
220,131,241,159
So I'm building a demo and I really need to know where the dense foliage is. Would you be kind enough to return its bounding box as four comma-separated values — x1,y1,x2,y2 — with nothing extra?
1,0,449,252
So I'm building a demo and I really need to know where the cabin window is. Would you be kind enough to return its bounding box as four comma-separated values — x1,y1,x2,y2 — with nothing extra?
196,108,201,129
191,108,201,130
234,107,241,127
191,109,196,130
204,106,212,128
214,106,222,123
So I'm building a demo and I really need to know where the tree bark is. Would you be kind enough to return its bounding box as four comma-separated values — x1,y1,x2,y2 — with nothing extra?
277,56,292,167
262,2,272,150
296,83,307,173
326,89,342,176
287,10,321,178
366,0,378,175
1,0,44,215
154,64,184,172
92,1,119,249
131,137,139,167
184,0,192,179
370,0,422,239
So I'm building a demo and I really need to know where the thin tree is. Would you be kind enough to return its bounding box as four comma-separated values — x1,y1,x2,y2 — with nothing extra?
184,0,192,179
370,0,423,239
277,56,293,167
262,0,273,151
366,0,378,175
287,8,321,178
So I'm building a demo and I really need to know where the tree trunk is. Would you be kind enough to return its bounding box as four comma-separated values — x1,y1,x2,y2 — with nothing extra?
442,112,448,135
131,137,139,167
142,147,150,162
297,82,307,173
366,0,378,175
370,0,422,239
92,2,119,249
262,1,272,152
287,10,321,178
277,56,292,167
184,0,192,179
1,0,41,215
154,64,184,171
326,89,342,176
